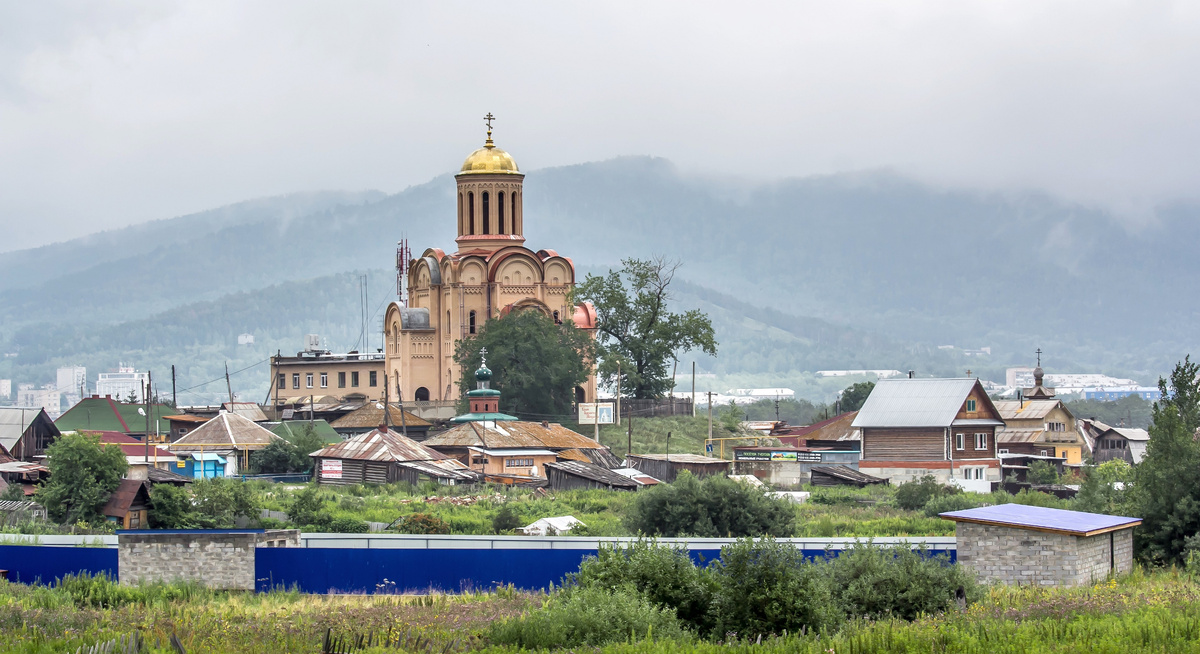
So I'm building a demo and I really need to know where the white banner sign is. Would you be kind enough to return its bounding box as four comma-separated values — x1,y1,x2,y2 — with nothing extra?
321,459,342,479
578,402,615,425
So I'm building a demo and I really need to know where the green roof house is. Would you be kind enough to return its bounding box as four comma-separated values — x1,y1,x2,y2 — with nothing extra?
55,396,176,437
269,419,342,444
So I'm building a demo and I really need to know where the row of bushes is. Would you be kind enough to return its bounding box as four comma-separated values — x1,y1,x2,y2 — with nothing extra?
489,538,978,647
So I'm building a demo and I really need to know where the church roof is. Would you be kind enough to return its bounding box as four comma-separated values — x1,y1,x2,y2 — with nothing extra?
459,136,520,175
425,420,604,451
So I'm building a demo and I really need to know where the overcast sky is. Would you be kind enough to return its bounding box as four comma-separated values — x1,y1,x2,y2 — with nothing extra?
2,1,1198,251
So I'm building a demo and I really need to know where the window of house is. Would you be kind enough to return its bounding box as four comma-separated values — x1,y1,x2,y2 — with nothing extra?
469,310,477,334
320,373,328,388
292,373,300,389
277,374,285,390
351,372,359,387
974,467,985,480
955,433,964,450
306,373,314,388
338,372,346,388
975,433,988,450
966,399,977,412
998,448,1009,454
369,371,377,387
505,458,533,468
1040,449,1048,456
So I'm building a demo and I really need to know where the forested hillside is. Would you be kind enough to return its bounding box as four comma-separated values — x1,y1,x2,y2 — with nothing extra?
1,157,1195,401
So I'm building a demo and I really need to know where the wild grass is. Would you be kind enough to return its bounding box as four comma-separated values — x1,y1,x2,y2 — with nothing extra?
2,569,1199,653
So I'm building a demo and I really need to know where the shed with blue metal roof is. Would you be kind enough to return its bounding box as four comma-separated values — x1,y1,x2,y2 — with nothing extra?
941,503,1140,586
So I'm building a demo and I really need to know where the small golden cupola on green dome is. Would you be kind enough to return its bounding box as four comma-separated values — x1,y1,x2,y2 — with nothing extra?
451,349,519,423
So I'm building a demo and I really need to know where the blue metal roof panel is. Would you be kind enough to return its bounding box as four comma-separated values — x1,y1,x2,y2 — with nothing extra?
940,503,1141,536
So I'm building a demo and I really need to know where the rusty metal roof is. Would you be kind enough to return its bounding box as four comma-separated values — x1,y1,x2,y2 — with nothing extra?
993,400,1060,420
396,458,478,481
102,479,150,518
310,427,447,463
997,428,1045,444
424,420,602,450
329,403,432,430
545,460,640,489
628,453,728,465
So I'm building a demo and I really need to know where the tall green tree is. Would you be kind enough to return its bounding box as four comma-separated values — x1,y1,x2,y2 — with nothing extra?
838,381,875,412
455,308,594,418
575,257,717,399
37,433,128,524
1130,356,1200,565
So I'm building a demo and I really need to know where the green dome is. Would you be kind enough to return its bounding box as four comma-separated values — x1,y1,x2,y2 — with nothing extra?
475,363,492,382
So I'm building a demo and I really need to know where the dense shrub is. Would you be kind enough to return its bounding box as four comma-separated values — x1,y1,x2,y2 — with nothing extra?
396,513,451,535
625,471,795,537
827,544,980,620
287,485,330,528
922,492,992,517
327,516,370,533
487,586,686,648
491,504,523,533
894,476,959,511
572,540,716,633
1009,489,1071,509
709,538,840,637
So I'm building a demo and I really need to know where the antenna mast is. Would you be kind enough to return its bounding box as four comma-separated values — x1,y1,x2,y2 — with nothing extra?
396,238,411,306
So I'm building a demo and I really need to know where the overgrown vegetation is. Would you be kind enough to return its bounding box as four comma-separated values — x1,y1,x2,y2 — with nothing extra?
624,471,795,537
37,433,127,525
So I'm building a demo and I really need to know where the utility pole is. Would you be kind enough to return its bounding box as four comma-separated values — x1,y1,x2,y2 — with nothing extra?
224,362,233,404
707,391,714,445
691,362,696,417
615,360,621,427
383,375,393,426
775,397,780,422
665,431,671,462
171,365,177,407
627,411,633,456
592,370,599,442
144,371,152,466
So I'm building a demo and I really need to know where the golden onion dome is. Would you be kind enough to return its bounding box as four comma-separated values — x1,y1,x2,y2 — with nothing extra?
460,133,520,175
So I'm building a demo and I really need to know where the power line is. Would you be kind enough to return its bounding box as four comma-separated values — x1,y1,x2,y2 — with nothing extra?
174,357,269,394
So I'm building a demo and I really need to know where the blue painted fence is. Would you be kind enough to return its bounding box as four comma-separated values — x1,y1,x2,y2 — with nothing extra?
0,545,118,585
0,535,956,594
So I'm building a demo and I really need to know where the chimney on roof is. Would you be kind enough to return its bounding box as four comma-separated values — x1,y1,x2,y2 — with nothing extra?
542,420,549,428
908,370,914,379
378,423,388,433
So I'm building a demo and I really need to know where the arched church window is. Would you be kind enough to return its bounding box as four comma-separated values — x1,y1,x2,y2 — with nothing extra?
469,310,477,334
511,193,517,228
553,310,561,324
468,192,475,235
446,311,450,330
482,192,490,234
415,387,430,402
458,193,463,232
498,192,505,233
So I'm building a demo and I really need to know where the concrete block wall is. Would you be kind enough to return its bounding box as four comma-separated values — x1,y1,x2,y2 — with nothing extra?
118,530,299,590
955,522,1133,587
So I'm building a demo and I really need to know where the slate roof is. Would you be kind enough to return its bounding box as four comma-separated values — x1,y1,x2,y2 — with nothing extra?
168,411,281,452
544,460,640,489
810,465,887,485
627,453,728,464
993,400,1061,421
221,402,268,422
395,458,479,482
996,428,1045,444
852,378,1003,428
310,427,448,463
146,467,193,484
425,420,603,451
940,503,1141,537
0,407,57,452
558,447,623,469
269,420,342,443
55,398,175,434
329,403,431,430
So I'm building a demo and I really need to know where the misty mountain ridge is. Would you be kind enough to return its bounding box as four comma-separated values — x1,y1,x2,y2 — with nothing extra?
1,157,1196,401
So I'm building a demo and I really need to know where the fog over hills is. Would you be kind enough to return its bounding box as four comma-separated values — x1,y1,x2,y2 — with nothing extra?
1,157,1195,403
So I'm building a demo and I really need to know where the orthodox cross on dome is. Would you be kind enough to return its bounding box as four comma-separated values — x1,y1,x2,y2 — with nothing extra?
1035,348,1043,367
483,112,495,144
966,369,972,378
479,347,488,366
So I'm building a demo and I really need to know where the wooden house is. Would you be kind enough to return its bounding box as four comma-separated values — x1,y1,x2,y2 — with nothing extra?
852,378,1004,484
626,453,730,483
0,407,60,461
424,419,616,468
167,411,282,475
329,403,432,440
310,425,478,486
1091,426,1149,464
544,460,641,491
102,479,151,529
994,399,1087,465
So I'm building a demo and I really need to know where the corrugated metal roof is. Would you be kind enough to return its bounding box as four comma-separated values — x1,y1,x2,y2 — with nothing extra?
102,479,149,518
811,465,887,485
395,458,478,481
1110,428,1150,441
545,460,640,489
993,400,1059,420
852,378,988,428
424,420,602,451
311,428,447,463
940,503,1141,536
468,447,556,456
329,403,432,429
169,411,281,452
222,402,267,422
628,453,729,465
997,428,1045,444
